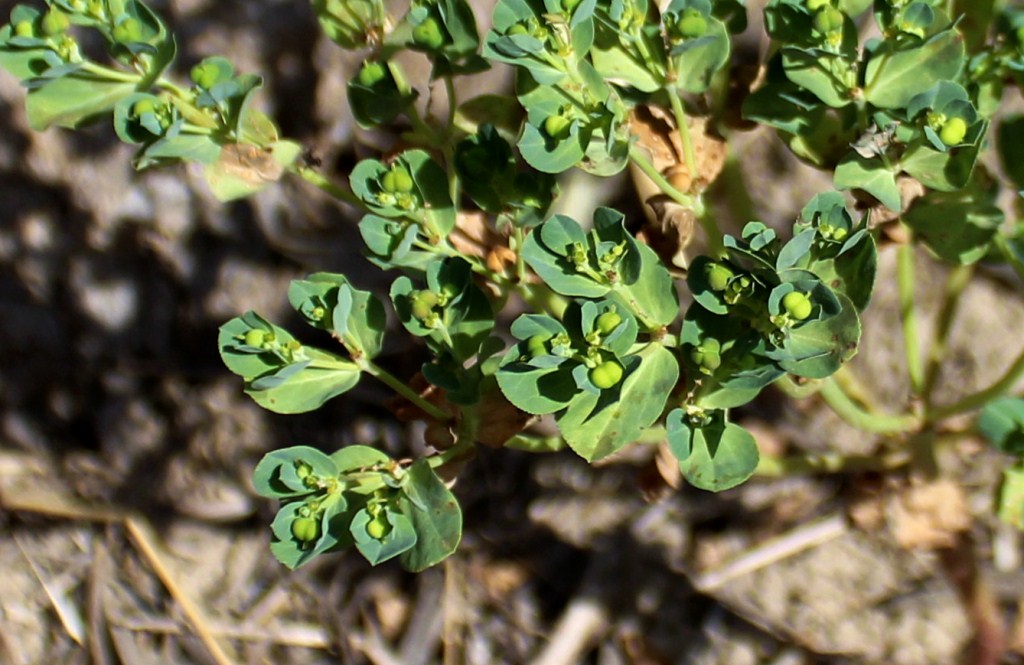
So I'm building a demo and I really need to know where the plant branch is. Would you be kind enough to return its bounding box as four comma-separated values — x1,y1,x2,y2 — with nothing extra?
819,377,920,434
359,360,452,423
756,449,911,477
928,343,1024,421
665,86,698,181
292,165,365,208
897,242,924,395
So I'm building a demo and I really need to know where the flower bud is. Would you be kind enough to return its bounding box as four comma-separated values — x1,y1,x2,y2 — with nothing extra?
366,513,389,539
412,16,446,49
41,8,70,36
782,290,813,321
543,114,572,140
410,290,439,321
14,20,35,38
705,262,735,292
190,62,219,89
358,61,387,87
589,359,624,389
291,516,321,542
112,17,143,44
676,8,708,39
595,310,622,335
813,7,844,33
244,328,268,347
381,165,415,194
939,117,967,146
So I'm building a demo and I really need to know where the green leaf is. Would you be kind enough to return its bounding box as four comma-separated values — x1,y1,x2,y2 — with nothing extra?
270,493,352,569
768,292,861,379
863,29,965,109
833,153,901,211
331,445,392,473
670,16,730,93
979,397,1024,456
557,342,678,461
351,507,418,565
397,460,463,571
667,409,759,491
518,116,586,174
253,445,339,498
610,242,680,328
25,74,137,130
245,349,361,414
903,191,1003,264
288,273,387,359
781,47,855,108
899,132,986,192
218,312,301,379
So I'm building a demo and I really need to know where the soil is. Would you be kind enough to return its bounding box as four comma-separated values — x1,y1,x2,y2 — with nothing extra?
2,1,1024,664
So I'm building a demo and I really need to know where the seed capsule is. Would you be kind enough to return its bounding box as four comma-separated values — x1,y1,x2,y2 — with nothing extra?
112,17,143,44
410,290,439,321
805,0,830,10
190,62,219,89
813,7,843,33
358,61,387,86
244,328,268,347
589,360,624,389
939,117,967,146
381,165,414,194
14,20,35,38
676,8,707,39
366,513,389,539
543,114,572,140
291,516,321,542
412,17,445,49
132,98,157,117
705,262,735,292
41,8,70,36
782,291,813,321
595,311,622,335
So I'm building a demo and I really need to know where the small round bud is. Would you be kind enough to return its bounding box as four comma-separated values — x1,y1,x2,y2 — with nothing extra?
190,62,219,89
358,61,387,86
589,360,624,389
366,513,389,539
412,16,445,49
805,0,830,10
676,8,708,39
526,334,549,358
14,20,35,38
543,114,571,140
41,8,70,36
813,7,844,33
507,23,529,36
291,516,321,542
705,262,735,292
595,311,622,335
782,290,813,321
243,328,268,347
112,17,143,44
410,290,439,321
381,165,414,194
939,117,967,146
132,98,157,117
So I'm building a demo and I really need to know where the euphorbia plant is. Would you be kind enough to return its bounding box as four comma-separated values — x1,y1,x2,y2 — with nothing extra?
5,0,1024,572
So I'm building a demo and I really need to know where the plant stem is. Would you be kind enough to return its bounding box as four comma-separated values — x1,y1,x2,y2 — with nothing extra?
427,438,476,469
775,375,823,399
358,359,452,423
292,165,365,208
756,449,911,477
628,144,693,207
922,263,974,406
897,242,924,395
80,61,141,84
928,344,1024,421
666,86,698,181
819,378,920,434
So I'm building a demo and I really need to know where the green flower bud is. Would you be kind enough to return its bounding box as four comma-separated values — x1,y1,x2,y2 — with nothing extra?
705,262,735,292
412,16,446,49
832,226,848,241
294,461,313,480
939,117,967,146
700,337,721,354
676,8,708,39
543,114,572,141
507,23,529,36
358,61,387,87
366,513,389,539
291,516,321,542
410,290,439,321
782,290,813,321
41,8,70,36
190,62,219,89
381,165,414,194
589,359,624,389
595,310,622,335
813,7,844,33
13,20,35,38
527,334,549,358
87,0,105,19
112,17,143,44
805,0,830,10
243,328,268,347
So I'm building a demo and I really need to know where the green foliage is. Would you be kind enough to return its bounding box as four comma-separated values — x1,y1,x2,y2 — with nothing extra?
6,0,1024,574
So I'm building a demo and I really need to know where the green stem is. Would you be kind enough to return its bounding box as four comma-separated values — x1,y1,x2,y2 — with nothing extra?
775,375,823,399
928,344,1024,421
80,61,142,84
292,166,365,209
427,438,476,469
897,242,924,395
819,378,920,434
666,86,698,182
359,359,452,423
922,263,974,406
628,145,694,208
756,449,911,477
